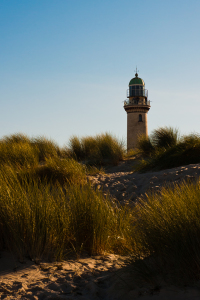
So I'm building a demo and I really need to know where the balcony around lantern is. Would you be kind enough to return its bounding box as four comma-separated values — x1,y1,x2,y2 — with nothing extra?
124,99,151,106
127,88,148,98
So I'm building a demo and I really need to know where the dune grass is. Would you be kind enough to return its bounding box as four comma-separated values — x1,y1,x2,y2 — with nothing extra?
0,166,133,260
68,133,125,165
0,133,132,260
2,132,200,286
0,133,70,169
135,127,200,172
18,157,87,186
0,140,38,168
130,179,200,283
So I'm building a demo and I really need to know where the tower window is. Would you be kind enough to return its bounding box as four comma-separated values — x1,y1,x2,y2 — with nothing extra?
139,114,142,122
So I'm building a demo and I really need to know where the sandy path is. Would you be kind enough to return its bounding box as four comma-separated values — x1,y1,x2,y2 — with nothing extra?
1,251,200,300
1,161,200,299
0,253,129,299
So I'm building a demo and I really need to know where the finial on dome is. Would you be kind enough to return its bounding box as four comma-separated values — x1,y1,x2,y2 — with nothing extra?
135,66,139,78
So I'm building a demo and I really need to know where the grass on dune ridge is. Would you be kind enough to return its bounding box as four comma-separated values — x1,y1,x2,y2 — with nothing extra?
135,126,200,172
1,131,200,285
68,133,125,165
0,133,131,260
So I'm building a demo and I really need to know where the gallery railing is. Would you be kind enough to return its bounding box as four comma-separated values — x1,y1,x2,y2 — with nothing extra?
124,99,150,106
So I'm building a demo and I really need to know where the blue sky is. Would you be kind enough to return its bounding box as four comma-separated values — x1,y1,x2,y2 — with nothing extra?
0,0,200,146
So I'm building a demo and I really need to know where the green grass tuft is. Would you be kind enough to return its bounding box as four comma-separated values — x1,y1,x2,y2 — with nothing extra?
135,128,200,172
18,157,87,186
0,167,132,259
68,133,125,165
131,179,200,282
151,126,179,149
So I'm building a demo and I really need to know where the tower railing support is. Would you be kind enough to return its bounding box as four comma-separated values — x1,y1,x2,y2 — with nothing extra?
124,99,150,106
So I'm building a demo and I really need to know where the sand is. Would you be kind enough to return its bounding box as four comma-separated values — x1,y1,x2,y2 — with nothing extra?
1,161,200,299
1,251,200,300
89,160,200,204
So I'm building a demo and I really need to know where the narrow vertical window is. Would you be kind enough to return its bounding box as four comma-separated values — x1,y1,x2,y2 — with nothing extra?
139,114,142,122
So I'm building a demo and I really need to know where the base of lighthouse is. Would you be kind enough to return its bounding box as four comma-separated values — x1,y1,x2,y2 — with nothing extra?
127,111,148,150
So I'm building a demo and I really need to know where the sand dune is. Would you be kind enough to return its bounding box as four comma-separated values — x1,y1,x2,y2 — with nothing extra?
89,160,200,204
1,161,200,299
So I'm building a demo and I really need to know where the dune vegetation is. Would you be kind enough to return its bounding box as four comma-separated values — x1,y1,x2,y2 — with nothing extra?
1,130,200,284
68,133,124,165
131,179,200,283
134,126,200,172
0,133,131,261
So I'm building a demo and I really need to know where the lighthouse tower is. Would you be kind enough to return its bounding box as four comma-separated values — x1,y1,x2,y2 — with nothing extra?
124,71,150,150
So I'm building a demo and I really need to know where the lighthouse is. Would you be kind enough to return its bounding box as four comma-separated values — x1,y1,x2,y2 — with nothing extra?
124,71,150,150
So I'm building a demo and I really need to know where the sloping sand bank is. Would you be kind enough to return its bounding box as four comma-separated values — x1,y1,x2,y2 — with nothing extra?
88,161,200,204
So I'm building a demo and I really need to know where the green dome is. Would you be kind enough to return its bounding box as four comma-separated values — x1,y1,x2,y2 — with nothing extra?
129,73,145,86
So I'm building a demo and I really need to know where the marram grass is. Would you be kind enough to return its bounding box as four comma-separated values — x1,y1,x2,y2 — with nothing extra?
131,179,200,282
0,133,70,170
2,132,200,286
0,167,133,260
18,157,87,186
135,127,200,172
68,133,125,165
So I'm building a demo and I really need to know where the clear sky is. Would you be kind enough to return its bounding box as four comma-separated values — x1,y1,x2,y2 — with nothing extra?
1,0,200,147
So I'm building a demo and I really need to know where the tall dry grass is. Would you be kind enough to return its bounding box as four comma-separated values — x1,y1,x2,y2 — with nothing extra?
19,157,87,186
0,167,132,260
135,127,200,172
130,179,200,283
0,133,132,260
0,133,70,169
69,133,124,165
2,131,200,287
